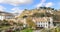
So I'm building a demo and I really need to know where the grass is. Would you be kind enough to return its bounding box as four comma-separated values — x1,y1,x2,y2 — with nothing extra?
20,28,33,32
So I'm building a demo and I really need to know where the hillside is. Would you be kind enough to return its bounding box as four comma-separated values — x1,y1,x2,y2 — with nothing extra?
19,7,60,21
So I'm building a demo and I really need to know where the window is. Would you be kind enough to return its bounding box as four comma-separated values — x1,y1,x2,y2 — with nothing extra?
39,25,40,27
49,22,50,24
46,24,47,26
41,25,42,27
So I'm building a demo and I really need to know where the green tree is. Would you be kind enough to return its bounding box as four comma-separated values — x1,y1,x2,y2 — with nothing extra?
33,13,45,17
49,26,60,32
1,20,11,26
26,17,36,28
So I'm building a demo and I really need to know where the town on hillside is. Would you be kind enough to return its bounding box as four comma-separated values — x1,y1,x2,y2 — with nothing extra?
0,7,60,32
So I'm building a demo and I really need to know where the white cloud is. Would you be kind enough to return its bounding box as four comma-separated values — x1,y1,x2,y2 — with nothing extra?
45,2,53,7
35,0,53,8
11,7,23,14
36,0,46,8
0,0,33,6
0,5,6,11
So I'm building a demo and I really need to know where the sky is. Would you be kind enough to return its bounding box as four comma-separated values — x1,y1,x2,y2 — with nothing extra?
0,0,60,13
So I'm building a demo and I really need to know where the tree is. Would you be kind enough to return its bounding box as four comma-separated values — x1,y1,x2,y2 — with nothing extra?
26,17,36,28
39,7,47,9
17,22,23,26
23,15,28,18
48,26,60,32
1,20,11,26
33,13,45,17
53,15,60,21
45,12,53,17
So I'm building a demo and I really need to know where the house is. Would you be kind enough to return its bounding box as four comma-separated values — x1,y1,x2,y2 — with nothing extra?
18,17,54,28
33,17,54,28
16,17,54,28
0,11,15,20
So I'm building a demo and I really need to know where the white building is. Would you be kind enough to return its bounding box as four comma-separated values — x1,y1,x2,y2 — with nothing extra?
16,17,54,28
33,17,54,28
0,11,15,20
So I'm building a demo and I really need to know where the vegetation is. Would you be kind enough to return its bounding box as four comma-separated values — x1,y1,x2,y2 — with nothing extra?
50,26,60,32
41,26,60,32
0,20,23,32
20,28,33,32
33,13,45,17
41,28,48,32
0,7,60,32
19,7,60,22
26,17,36,28
53,15,60,21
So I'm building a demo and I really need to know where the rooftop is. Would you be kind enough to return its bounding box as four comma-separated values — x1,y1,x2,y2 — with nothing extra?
33,17,50,22
0,11,15,16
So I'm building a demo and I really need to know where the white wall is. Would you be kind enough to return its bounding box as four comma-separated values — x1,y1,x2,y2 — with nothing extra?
0,15,5,20
49,17,54,28
36,21,48,28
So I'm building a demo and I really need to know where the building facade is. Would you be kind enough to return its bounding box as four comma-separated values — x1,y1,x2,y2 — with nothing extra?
17,17,54,28
0,11,15,20
33,17,54,28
